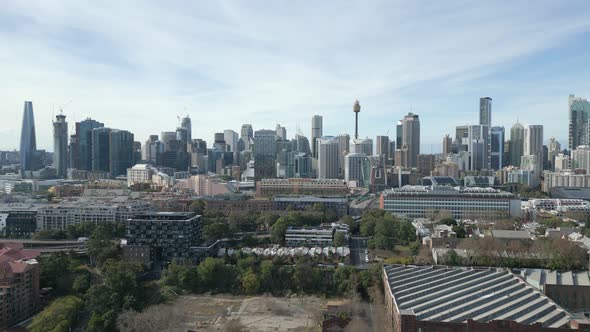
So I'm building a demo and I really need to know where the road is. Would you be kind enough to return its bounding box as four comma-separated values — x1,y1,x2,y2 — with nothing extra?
350,236,370,269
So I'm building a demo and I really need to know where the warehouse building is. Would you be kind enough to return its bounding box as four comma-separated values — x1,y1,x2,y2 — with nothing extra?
383,265,590,331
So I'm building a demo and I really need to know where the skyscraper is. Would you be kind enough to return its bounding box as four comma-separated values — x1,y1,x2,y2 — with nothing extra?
376,136,390,165
569,94,590,150
275,124,287,141
53,114,68,178
78,118,104,170
336,134,350,178
491,126,505,170
572,146,590,174
547,137,561,171
142,135,164,165
240,124,253,150
479,97,492,127
92,127,112,173
311,115,323,158
523,125,544,172
224,129,239,153
350,138,373,157
401,113,420,168
345,152,366,186
318,136,340,179
442,134,452,156
19,101,37,177
180,116,192,142
510,122,525,167
395,121,403,150
253,129,277,181
468,125,491,171
109,129,134,177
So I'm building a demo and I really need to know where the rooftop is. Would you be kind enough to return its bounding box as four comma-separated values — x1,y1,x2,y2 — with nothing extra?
550,187,590,200
129,212,198,221
520,269,590,287
384,265,572,328
490,230,531,240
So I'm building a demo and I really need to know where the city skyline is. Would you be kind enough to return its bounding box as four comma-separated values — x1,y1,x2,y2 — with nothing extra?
2,2,590,151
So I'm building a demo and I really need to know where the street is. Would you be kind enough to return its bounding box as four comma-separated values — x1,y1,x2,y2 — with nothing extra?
350,236,370,269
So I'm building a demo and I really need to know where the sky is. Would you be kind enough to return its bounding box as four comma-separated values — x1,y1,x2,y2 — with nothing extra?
1,1,590,152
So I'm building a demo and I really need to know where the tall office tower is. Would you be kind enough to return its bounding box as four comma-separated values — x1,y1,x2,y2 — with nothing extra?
311,115,323,158
293,153,312,178
317,136,340,179
442,134,452,156
19,101,37,177
161,131,177,151
345,152,367,186
395,121,403,150
240,124,253,150
479,97,492,126
454,125,469,152
176,127,189,149
109,130,134,177
69,133,79,170
509,122,525,167
295,134,311,155
142,135,163,164
569,94,590,150
491,126,505,170
350,138,373,156
253,129,277,181
376,136,390,165
547,137,561,171
353,100,361,139
78,118,104,170
389,141,396,165
467,125,491,171
52,114,68,178
336,134,350,177
275,124,287,141
180,115,192,142
524,125,544,172
401,113,420,168
91,127,112,172
224,130,239,153
213,133,227,152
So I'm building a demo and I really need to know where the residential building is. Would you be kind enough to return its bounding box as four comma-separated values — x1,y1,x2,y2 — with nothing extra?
344,153,366,187
53,114,68,178
572,145,590,174
544,171,590,192
126,212,202,264
0,243,40,330
380,186,521,219
548,137,561,171
524,124,544,173
0,204,39,238
510,122,525,167
569,94,590,150
77,118,104,171
555,153,570,171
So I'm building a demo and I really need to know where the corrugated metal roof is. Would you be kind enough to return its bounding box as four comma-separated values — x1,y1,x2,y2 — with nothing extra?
384,265,572,328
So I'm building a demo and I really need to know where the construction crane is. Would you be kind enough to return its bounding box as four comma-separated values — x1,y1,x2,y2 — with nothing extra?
58,100,72,114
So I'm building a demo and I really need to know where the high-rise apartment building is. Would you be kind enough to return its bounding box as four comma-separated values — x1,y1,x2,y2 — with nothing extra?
311,115,323,158
317,136,340,179
19,101,38,177
491,126,505,170
52,114,68,178
510,122,525,167
479,97,492,126
345,152,366,186
572,145,590,174
569,94,590,150
400,113,420,168
548,137,561,171
524,124,544,172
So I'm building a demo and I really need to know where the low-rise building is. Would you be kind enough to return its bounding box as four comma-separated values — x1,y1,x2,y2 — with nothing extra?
256,178,349,197
380,185,521,219
520,269,590,312
274,196,348,217
285,227,334,247
383,264,585,332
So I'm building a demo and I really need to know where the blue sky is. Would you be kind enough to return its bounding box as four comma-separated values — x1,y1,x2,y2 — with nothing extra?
1,1,590,152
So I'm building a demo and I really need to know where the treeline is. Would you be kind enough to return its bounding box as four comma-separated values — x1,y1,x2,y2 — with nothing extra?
32,221,126,240
30,225,162,332
163,255,381,299
358,210,416,249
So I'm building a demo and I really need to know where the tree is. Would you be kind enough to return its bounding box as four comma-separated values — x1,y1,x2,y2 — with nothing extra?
334,232,347,247
203,222,229,241
270,218,289,245
117,304,183,332
240,269,261,295
445,249,462,266
409,242,421,256
29,296,84,332
189,200,205,215
39,251,81,294
87,226,121,267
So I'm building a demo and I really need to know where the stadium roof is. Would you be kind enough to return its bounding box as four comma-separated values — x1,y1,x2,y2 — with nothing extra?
384,265,572,328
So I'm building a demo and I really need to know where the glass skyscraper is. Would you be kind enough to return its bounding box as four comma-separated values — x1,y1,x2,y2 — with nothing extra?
19,101,37,177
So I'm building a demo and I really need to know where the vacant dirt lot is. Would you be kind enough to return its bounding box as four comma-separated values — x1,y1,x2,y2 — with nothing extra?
168,294,328,331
